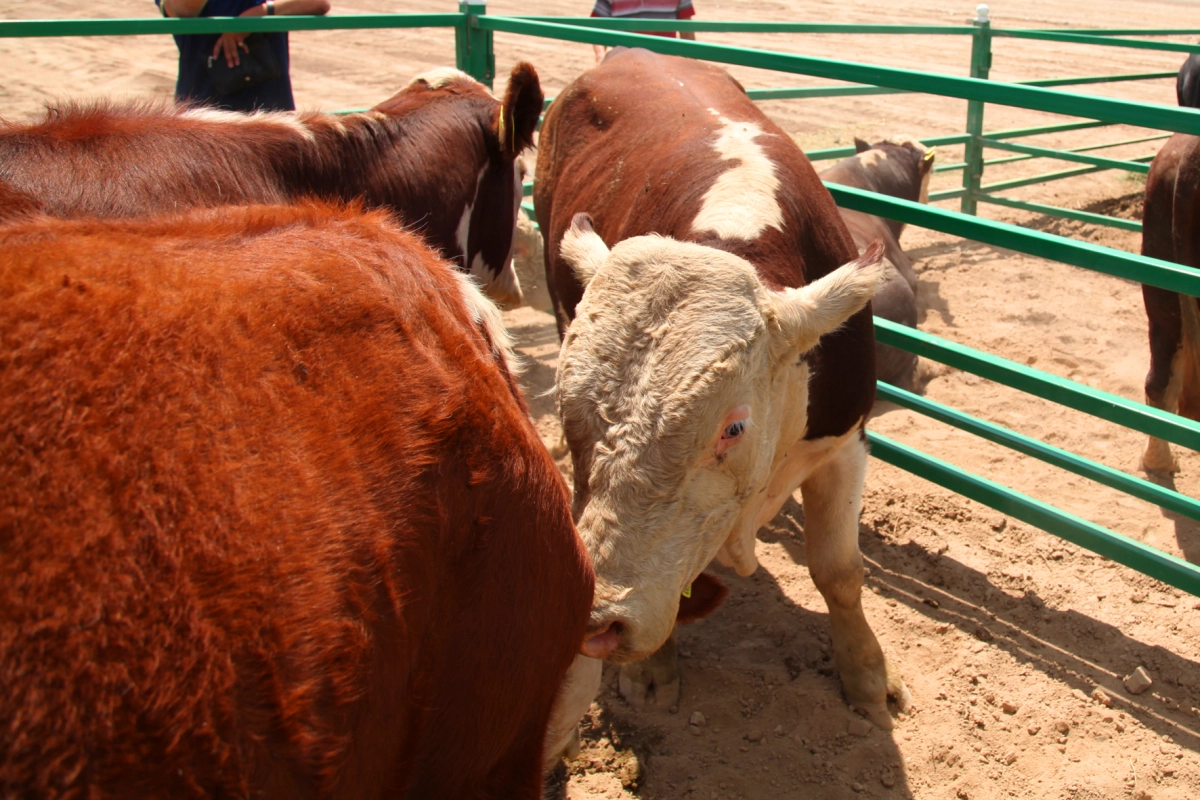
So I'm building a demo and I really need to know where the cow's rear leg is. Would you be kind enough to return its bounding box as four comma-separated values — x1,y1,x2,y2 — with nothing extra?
618,628,680,710
800,435,910,729
1143,286,1188,474
1144,350,1184,474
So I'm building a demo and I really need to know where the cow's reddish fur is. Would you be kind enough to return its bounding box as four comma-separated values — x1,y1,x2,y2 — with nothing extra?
0,202,592,798
0,63,543,306
1142,134,1200,470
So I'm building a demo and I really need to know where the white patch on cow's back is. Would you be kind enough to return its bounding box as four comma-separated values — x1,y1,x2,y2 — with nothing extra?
690,116,783,241
408,66,491,95
449,269,522,377
180,105,317,142
888,133,926,150
856,149,885,168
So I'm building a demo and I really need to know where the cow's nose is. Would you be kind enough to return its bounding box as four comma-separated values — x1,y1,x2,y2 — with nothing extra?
580,619,623,660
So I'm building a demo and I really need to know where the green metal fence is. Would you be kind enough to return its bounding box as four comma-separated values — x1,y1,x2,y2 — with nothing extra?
5,7,1200,597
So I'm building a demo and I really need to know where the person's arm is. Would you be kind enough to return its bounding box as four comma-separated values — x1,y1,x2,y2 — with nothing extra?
677,0,696,41
213,0,331,68
591,1,609,64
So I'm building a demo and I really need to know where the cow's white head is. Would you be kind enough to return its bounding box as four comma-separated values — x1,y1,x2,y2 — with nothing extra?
557,214,886,662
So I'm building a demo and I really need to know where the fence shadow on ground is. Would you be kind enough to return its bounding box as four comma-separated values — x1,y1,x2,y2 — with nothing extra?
769,497,1200,758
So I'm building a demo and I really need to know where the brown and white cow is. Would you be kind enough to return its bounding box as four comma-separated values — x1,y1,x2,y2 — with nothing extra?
820,137,935,389
0,201,592,798
535,48,910,738
0,63,542,308
1141,133,1200,473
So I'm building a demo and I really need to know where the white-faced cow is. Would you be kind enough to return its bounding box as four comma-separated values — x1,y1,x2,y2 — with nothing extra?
0,64,542,308
535,48,911,749
0,201,593,798
820,136,936,389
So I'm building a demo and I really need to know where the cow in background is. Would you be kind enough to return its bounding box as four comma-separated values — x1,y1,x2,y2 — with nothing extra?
1141,134,1200,473
0,63,542,308
535,48,910,747
1178,53,1200,108
819,136,935,390
0,201,592,798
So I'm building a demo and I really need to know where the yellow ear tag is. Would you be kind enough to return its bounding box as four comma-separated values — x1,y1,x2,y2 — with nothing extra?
682,583,692,599
497,106,506,150
923,148,936,162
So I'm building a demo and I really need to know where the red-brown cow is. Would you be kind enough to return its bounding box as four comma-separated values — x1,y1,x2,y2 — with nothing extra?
0,63,542,308
0,201,592,798
535,48,909,744
1141,133,1200,473
819,137,936,389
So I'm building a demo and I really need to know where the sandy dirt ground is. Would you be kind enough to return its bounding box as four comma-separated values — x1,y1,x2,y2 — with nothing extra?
4,1,1200,798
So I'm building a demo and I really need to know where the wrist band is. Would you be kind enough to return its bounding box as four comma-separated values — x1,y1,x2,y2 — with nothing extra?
266,0,275,15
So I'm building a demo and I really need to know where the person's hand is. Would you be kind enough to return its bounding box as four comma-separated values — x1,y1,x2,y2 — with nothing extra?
213,32,250,68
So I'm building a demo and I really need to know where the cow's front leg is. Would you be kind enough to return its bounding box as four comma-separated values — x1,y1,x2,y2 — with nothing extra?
618,628,680,710
800,435,910,729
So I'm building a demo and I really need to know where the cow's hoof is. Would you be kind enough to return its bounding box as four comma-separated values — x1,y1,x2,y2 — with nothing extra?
843,660,911,730
618,662,680,710
1142,438,1180,475
852,678,911,731
856,701,895,731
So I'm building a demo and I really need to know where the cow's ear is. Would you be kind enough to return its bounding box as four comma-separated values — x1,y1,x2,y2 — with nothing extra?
560,213,608,287
498,61,543,159
768,240,886,359
676,572,728,624
854,137,871,153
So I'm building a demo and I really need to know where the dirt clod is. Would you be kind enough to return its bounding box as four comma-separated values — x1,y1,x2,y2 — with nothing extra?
1124,667,1153,695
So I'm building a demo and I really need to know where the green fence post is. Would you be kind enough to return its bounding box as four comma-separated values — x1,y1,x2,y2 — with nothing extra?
961,4,993,215
456,1,494,88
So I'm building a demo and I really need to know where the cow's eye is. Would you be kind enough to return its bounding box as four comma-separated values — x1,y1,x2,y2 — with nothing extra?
715,404,750,458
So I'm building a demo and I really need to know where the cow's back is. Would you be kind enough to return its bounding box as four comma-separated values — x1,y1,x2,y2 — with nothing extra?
0,104,294,216
0,203,592,798
536,48,872,438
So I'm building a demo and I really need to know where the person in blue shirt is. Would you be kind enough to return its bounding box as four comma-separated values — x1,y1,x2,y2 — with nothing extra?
157,0,331,112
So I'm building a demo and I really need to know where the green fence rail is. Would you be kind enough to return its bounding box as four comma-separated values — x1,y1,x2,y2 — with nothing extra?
10,9,1200,595
875,383,1200,524
869,434,1200,598
0,14,462,36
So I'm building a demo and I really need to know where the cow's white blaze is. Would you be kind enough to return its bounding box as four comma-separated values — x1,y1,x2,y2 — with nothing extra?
454,168,483,269
455,161,523,308
690,116,784,241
